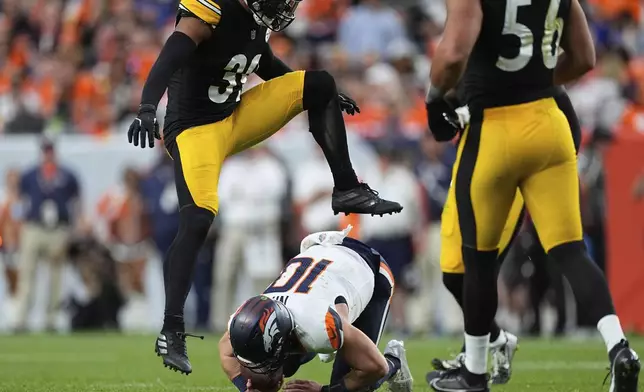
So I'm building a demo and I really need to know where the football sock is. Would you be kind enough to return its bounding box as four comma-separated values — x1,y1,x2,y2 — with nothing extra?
461,246,497,375
162,205,214,331
443,271,502,354
303,71,359,191
548,241,616,327
597,315,626,354
464,334,489,375
462,247,499,336
371,355,402,389
308,100,359,191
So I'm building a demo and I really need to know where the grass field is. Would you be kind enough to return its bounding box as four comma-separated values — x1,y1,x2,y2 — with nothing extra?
0,334,641,392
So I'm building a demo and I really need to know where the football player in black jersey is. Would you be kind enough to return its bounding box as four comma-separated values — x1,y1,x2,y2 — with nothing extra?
424,0,640,391
126,0,403,376
426,86,581,386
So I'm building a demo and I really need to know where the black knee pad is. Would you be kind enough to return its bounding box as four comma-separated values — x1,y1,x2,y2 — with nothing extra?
547,240,587,260
179,205,214,238
548,240,616,323
303,70,337,111
462,246,498,276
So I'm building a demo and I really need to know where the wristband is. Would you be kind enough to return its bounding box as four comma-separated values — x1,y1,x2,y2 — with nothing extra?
321,379,349,392
425,85,446,103
138,103,156,114
232,375,247,392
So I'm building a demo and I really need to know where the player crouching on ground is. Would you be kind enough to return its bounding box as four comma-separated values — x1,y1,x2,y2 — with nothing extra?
218,226,413,392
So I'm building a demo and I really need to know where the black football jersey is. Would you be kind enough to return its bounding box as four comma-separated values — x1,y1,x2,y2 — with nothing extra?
163,0,270,145
461,0,571,109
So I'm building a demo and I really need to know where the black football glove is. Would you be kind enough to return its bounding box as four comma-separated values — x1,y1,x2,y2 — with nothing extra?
128,104,160,149
338,92,360,116
425,90,462,142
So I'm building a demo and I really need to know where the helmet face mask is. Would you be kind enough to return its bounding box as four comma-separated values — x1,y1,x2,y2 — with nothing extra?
247,0,300,32
229,296,296,375
236,352,284,375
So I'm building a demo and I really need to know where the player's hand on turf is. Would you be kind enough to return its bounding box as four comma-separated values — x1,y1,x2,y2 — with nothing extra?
128,104,160,148
284,379,322,392
246,378,261,392
246,376,284,392
338,92,360,116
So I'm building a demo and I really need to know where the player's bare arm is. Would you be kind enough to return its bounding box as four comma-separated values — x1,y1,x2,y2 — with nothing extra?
424,0,482,142
429,0,482,94
127,16,211,148
554,0,595,85
332,304,390,388
284,303,389,392
221,331,275,392
219,332,243,381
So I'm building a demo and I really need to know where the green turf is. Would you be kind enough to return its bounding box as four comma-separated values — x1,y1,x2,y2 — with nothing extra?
0,334,641,392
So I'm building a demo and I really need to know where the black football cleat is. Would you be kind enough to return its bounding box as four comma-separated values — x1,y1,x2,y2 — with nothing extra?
606,340,640,392
332,183,403,216
155,331,204,375
429,368,490,392
426,370,444,385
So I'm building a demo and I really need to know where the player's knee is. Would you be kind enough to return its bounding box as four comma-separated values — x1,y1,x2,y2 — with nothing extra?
442,272,464,304
547,240,586,261
462,246,498,275
302,70,337,111
547,240,597,275
179,205,214,239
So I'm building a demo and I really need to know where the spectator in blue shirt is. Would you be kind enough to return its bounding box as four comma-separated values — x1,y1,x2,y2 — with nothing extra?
15,138,81,333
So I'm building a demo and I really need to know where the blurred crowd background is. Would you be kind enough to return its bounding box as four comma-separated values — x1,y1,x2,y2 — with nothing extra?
1,0,644,336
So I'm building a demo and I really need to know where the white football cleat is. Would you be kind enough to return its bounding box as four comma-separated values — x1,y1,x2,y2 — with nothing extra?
384,340,413,392
490,330,518,385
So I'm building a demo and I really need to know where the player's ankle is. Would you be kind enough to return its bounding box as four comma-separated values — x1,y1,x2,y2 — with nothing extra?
597,315,626,355
163,314,185,332
462,366,487,385
464,333,489,374
333,172,359,191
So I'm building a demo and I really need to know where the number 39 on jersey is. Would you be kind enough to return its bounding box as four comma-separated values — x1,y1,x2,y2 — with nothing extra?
209,54,262,103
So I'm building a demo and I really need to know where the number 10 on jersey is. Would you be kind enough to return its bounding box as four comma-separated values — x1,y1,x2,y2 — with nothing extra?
264,258,333,294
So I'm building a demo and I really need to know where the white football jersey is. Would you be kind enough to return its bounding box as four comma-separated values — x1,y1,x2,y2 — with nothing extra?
263,231,375,354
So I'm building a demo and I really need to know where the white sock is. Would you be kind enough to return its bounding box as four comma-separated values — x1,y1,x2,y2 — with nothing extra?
597,315,626,353
464,333,489,374
489,330,507,350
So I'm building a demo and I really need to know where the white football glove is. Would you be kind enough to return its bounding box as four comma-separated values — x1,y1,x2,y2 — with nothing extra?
454,105,471,129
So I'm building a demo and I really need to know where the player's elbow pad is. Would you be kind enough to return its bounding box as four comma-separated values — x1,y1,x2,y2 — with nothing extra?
141,32,198,106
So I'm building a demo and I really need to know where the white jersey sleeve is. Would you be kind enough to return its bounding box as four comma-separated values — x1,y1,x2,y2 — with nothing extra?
292,303,344,353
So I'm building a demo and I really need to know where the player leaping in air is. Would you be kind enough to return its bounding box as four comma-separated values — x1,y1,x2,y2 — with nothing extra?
126,0,403,375
218,226,413,392
424,0,639,391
